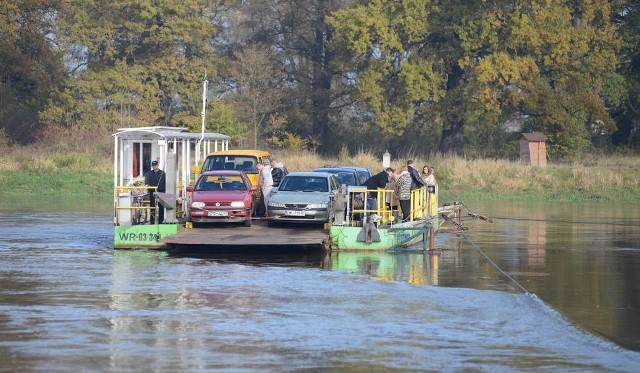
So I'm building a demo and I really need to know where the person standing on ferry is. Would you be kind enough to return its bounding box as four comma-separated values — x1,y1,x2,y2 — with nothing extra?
407,160,425,190
144,160,166,224
396,166,412,221
422,165,435,184
258,160,273,216
270,157,287,188
385,168,400,218
362,168,393,212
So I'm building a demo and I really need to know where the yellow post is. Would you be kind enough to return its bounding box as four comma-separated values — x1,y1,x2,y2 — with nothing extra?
428,184,438,217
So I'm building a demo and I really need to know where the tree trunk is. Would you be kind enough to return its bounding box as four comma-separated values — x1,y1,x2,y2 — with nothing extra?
440,120,464,156
311,3,332,154
439,66,465,156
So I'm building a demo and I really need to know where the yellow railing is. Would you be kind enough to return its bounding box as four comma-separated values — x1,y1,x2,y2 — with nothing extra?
408,187,427,221
347,185,436,225
349,188,395,225
113,186,157,225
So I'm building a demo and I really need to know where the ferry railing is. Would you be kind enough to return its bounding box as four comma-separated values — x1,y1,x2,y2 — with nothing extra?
426,183,438,217
406,187,424,221
342,184,438,226
113,186,158,226
347,187,396,225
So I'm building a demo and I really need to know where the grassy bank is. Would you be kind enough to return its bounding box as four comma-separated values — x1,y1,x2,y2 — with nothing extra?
1,144,639,203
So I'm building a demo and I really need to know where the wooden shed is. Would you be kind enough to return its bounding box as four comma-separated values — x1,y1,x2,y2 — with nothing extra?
520,132,548,166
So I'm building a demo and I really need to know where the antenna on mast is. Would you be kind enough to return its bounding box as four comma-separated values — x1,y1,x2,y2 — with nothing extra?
198,70,209,163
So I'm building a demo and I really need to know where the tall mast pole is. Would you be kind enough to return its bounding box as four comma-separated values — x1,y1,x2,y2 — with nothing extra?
198,72,208,163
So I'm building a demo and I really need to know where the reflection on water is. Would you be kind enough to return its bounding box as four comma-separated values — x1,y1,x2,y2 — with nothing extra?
327,247,453,286
1,199,640,371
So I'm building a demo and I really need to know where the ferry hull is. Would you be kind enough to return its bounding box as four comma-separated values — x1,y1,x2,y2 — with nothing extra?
114,224,179,249
330,218,438,251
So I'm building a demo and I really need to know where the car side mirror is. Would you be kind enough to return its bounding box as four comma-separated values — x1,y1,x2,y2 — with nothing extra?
186,185,194,192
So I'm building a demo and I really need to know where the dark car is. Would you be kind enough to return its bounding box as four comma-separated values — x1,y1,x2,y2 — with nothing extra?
186,170,259,227
312,167,359,186
335,166,373,185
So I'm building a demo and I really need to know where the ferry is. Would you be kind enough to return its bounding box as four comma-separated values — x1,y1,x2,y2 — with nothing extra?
112,126,465,251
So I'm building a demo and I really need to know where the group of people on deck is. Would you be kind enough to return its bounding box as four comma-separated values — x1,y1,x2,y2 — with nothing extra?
362,160,436,222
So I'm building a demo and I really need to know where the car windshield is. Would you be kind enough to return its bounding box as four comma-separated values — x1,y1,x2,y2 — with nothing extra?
279,176,328,192
195,175,247,191
202,156,258,174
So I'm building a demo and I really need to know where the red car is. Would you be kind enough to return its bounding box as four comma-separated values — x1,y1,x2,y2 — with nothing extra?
187,170,259,227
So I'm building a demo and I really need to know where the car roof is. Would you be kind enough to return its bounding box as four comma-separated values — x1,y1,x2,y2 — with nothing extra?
201,170,245,176
285,171,334,178
312,167,358,173
205,149,270,157
337,165,371,172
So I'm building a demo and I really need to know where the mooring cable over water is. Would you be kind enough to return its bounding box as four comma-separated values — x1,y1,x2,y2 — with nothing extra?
458,229,531,294
489,216,639,227
449,201,531,294
455,201,639,228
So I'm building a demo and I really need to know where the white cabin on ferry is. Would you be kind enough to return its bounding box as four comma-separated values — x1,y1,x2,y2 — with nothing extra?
113,126,230,224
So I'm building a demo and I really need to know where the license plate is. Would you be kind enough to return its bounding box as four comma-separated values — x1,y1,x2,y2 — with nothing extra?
208,210,228,217
285,210,305,216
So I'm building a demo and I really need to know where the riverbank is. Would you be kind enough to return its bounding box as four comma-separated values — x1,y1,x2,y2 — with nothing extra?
1,148,638,202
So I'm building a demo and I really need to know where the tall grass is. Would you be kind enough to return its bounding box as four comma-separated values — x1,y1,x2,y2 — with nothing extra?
0,129,639,202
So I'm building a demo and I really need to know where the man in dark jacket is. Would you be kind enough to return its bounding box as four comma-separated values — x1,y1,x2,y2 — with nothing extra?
145,160,166,224
407,160,425,190
362,168,393,190
270,158,287,188
361,168,393,213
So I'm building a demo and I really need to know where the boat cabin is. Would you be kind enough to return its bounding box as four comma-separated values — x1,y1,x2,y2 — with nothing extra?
113,126,230,226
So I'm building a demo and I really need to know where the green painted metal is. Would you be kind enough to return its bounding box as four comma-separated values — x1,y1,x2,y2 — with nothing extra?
330,216,440,251
114,224,179,249
330,251,395,274
330,224,423,251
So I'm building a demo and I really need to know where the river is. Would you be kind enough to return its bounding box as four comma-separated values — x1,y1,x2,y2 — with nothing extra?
0,197,639,371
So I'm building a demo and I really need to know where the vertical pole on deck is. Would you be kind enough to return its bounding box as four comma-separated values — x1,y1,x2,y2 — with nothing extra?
429,226,435,251
422,225,427,251
113,135,119,225
198,74,208,165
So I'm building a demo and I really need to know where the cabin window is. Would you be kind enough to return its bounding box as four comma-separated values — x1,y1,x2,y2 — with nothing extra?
132,142,152,177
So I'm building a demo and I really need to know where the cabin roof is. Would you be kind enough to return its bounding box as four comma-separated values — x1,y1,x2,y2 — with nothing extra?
113,126,229,141
520,132,548,142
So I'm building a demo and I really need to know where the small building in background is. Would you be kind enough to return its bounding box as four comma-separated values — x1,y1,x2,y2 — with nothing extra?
520,132,548,166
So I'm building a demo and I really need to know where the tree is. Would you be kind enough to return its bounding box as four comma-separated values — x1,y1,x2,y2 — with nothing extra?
228,46,283,148
329,0,444,135
330,0,623,158
613,0,640,149
0,0,65,143
472,0,622,158
41,0,226,132
236,0,350,153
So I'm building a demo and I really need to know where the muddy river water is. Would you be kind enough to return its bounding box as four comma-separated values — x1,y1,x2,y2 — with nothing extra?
0,197,639,371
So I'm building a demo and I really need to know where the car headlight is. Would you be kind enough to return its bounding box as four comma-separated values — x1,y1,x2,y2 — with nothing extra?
191,201,205,209
230,201,245,208
268,202,286,208
307,202,327,209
